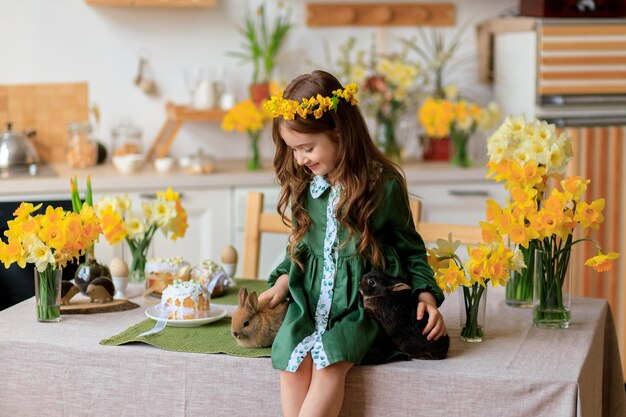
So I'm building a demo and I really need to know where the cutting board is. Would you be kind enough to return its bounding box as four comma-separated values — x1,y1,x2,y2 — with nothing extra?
61,299,140,314
0,83,89,163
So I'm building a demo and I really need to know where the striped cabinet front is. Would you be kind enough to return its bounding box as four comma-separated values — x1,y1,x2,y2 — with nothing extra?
538,23,626,96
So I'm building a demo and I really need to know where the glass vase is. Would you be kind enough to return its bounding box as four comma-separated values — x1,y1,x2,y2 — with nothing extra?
34,265,62,322
459,283,487,342
505,240,537,308
247,131,262,171
533,248,572,329
127,238,151,283
376,115,402,164
450,130,471,168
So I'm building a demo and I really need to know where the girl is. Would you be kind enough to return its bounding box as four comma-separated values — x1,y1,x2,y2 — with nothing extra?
259,70,447,417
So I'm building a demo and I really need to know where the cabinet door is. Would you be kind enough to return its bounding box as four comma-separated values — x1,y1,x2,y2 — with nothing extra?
149,189,231,266
93,189,231,267
409,182,507,225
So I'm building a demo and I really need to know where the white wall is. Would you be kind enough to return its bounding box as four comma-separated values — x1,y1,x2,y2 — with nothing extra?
0,0,517,164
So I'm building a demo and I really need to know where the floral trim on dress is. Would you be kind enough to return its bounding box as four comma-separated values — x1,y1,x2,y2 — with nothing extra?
286,176,339,371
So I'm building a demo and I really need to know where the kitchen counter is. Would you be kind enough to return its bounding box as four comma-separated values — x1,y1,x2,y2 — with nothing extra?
0,159,492,199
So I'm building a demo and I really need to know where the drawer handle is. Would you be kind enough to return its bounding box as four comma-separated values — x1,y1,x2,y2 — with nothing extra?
448,190,490,197
140,192,185,200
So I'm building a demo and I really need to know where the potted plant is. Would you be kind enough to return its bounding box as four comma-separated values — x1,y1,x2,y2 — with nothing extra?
229,3,292,103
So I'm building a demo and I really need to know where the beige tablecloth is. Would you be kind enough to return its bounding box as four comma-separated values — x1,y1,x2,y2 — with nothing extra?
0,285,624,417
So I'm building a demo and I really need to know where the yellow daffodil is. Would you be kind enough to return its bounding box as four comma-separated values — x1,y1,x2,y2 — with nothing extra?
13,202,42,220
0,202,99,272
585,251,619,272
574,199,605,230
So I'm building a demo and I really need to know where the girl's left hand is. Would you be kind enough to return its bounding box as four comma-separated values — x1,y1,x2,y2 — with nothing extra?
416,292,447,341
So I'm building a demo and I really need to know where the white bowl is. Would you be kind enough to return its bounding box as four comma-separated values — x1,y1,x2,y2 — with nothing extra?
113,154,144,174
154,157,176,174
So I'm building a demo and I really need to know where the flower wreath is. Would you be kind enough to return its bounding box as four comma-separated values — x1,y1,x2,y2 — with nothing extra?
264,83,359,120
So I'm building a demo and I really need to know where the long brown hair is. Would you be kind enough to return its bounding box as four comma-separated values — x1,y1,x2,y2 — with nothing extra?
272,70,409,268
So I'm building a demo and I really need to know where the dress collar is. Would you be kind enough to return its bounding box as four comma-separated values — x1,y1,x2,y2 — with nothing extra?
310,175,331,199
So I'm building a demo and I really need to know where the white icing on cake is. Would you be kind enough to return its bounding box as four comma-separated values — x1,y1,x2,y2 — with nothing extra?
161,279,210,320
145,257,190,275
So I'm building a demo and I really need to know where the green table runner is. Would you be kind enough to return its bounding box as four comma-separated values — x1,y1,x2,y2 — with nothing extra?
100,279,272,358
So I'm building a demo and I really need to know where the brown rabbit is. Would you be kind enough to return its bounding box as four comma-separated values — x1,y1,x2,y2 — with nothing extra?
231,286,288,348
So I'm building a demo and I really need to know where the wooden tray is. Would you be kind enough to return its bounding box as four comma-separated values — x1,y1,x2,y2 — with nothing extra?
61,299,140,314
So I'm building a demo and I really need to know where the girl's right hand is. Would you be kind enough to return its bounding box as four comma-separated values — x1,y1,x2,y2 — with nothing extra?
258,274,289,308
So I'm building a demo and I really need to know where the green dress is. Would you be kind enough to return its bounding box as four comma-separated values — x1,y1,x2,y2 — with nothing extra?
268,173,444,372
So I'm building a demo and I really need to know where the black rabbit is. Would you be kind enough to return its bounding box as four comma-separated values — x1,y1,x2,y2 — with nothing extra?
359,271,449,360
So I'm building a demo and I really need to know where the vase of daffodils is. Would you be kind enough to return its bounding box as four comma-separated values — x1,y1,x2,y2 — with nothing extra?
96,187,188,283
335,36,423,163
0,202,102,321
428,234,525,342
222,99,270,171
484,115,619,326
484,115,571,307
418,97,499,167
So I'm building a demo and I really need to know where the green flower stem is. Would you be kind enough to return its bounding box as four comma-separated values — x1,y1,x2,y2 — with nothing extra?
533,235,571,325
36,265,60,321
247,130,262,171
126,224,158,282
461,282,486,341
449,124,475,168
506,240,537,305
376,114,401,163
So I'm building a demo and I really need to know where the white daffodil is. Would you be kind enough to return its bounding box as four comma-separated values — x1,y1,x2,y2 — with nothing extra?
25,237,54,272
126,215,146,239
509,247,526,272
154,200,176,227
116,194,132,216
431,232,461,258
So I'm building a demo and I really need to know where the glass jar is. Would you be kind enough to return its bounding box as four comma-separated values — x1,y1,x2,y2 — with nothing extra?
111,120,143,157
67,121,97,168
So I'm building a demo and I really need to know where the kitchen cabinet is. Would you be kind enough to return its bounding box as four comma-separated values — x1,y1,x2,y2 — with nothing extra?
93,188,232,267
408,181,507,225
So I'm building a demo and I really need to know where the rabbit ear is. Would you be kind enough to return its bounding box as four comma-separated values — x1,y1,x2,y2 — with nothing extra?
246,291,259,311
238,287,248,307
391,283,411,292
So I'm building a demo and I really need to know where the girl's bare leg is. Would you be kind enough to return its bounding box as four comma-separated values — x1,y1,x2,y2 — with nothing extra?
280,354,313,417
298,360,354,417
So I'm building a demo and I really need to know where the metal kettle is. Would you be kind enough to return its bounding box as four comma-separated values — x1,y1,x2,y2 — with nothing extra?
0,122,40,170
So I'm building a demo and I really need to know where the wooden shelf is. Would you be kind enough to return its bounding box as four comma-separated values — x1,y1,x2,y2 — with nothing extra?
85,0,217,8
306,2,456,27
475,17,536,83
147,102,225,160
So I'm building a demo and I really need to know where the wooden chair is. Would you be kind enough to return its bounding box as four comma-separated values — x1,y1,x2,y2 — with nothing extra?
242,193,483,279
409,199,483,245
242,192,291,279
